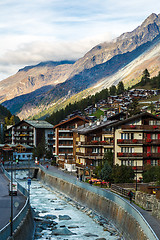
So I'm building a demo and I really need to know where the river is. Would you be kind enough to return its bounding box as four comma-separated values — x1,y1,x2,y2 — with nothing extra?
16,170,122,240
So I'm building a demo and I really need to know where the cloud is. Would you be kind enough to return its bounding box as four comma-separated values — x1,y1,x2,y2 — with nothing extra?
0,0,160,80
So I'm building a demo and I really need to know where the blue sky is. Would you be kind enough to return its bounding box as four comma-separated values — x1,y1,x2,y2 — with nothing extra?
0,0,160,80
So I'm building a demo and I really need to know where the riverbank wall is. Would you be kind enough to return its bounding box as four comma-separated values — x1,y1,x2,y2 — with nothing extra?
12,208,34,240
36,167,157,240
0,165,35,240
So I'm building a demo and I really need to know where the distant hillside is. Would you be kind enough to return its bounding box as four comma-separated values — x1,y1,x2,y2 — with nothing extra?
0,104,11,121
1,13,160,119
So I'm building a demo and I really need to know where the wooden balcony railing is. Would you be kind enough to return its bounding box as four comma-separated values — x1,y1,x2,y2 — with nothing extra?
122,125,160,131
76,140,113,146
117,139,160,145
117,152,160,159
117,152,143,158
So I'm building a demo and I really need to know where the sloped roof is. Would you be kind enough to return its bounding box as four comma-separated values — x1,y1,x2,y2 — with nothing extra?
73,119,117,134
53,115,89,129
24,120,53,129
112,112,160,127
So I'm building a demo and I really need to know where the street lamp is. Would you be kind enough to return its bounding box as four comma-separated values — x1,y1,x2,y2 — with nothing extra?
135,161,138,191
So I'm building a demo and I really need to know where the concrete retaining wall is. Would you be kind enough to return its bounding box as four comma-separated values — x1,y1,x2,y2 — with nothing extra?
37,168,148,240
12,208,34,240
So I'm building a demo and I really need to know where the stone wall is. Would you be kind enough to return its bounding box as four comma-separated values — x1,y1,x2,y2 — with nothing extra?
135,191,160,220
37,168,149,240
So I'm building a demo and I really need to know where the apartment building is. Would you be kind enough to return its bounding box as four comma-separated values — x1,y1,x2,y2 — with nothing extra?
114,112,160,180
73,119,116,175
5,120,54,149
53,116,89,171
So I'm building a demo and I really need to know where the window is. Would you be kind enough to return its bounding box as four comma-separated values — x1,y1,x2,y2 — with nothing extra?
121,147,134,153
151,146,158,153
93,136,100,141
122,160,134,166
149,120,160,125
151,160,158,166
151,134,158,139
92,148,100,153
121,133,134,139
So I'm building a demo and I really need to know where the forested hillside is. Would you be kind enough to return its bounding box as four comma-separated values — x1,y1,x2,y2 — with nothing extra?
46,69,160,126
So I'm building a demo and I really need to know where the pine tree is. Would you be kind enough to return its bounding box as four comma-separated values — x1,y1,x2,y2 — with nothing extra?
117,81,125,95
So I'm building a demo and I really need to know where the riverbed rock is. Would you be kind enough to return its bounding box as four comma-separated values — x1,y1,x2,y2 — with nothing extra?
44,214,57,220
84,233,99,237
52,227,76,235
59,215,71,220
96,238,106,240
68,225,79,229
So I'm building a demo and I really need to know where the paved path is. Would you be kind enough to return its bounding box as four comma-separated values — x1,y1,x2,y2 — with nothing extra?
0,168,26,230
44,165,160,239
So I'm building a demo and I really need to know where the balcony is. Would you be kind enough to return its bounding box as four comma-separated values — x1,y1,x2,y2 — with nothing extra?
117,139,143,145
117,152,143,158
117,152,160,159
122,125,160,131
76,140,113,146
117,139,160,145
76,152,103,159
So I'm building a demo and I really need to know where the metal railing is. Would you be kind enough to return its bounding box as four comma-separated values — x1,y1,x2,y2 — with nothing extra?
0,165,30,240
39,165,159,240
111,184,135,201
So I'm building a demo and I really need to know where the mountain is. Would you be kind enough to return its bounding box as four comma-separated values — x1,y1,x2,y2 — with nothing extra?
1,13,160,119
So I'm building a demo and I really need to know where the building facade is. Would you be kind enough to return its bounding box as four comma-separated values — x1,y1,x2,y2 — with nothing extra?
73,119,116,175
114,112,160,180
53,116,89,171
5,120,54,149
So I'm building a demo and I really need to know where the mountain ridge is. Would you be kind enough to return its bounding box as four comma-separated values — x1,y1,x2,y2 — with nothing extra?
1,13,160,119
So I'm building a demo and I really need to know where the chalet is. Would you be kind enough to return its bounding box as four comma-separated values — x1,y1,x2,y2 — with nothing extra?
4,120,54,149
113,112,160,180
53,115,89,171
73,119,117,176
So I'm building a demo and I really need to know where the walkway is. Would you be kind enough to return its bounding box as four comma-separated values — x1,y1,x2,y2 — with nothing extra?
44,165,160,240
0,168,26,230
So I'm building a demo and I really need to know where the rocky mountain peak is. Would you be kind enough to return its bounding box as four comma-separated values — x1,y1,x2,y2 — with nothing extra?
141,13,159,27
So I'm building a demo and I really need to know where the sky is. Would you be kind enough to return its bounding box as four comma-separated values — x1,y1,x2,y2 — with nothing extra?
0,0,160,81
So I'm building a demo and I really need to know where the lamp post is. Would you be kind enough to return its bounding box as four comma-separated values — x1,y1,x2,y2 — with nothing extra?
10,156,13,238
135,161,138,191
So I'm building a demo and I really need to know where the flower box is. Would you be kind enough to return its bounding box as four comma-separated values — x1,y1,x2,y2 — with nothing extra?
153,125,158,129
130,125,135,128
118,152,124,156
118,139,124,143
147,153,151,157
92,140,98,143
146,139,152,143
132,139,137,143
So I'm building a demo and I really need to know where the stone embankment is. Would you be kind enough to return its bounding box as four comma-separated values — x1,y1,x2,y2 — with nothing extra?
36,168,151,240
135,192,160,219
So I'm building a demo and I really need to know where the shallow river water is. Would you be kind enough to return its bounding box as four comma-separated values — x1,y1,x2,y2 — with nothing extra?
16,170,122,240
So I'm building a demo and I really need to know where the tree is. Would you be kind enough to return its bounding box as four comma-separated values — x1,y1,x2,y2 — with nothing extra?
128,98,141,117
100,160,112,181
117,81,125,95
112,165,135,183
143,165,160,184
140,69,150,86
109,85,117,96
103,151,113,167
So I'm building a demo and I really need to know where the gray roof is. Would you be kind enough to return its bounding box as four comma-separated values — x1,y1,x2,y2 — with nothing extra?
25,120,53,129
73,119,117,134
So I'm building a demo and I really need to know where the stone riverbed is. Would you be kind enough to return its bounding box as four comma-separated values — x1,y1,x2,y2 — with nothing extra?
16,170,123,240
